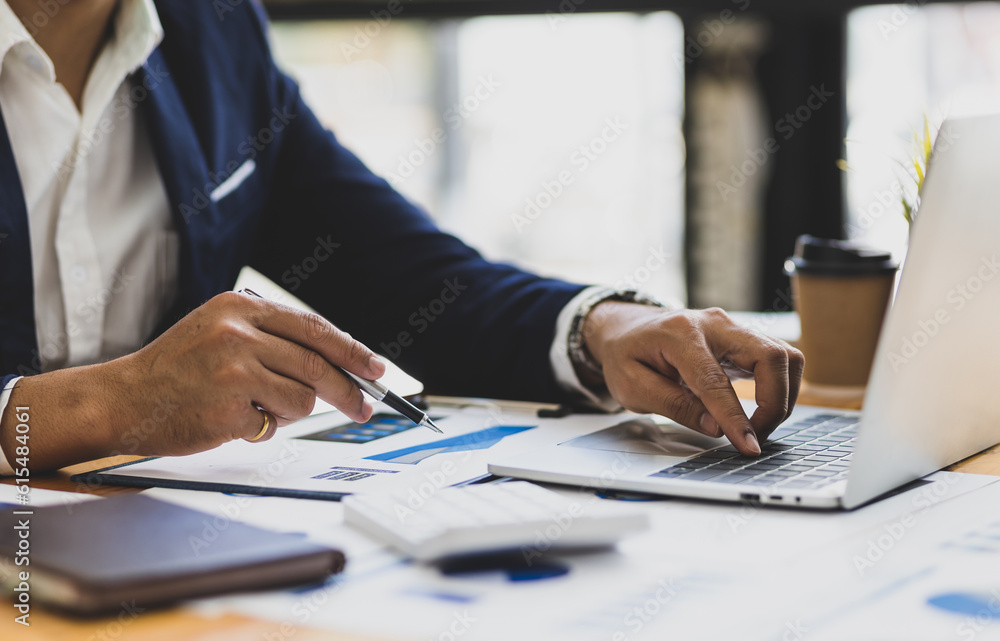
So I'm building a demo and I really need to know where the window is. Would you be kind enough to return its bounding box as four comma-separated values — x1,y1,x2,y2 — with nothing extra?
846,2,1000,258
270,13,686,304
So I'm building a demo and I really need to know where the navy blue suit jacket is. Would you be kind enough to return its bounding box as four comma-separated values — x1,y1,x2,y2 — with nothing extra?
0,1,585,402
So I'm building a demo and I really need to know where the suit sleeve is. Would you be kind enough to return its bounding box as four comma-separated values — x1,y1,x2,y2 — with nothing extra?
244,13,586,403
0,375,21,475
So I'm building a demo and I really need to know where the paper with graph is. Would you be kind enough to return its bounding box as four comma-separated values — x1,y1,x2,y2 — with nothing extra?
79,405,605,497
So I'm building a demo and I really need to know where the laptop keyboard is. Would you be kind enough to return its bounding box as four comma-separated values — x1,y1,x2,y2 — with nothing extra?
650,413,858,491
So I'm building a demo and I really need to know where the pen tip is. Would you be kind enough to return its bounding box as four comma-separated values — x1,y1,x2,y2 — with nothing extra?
423,418,443,434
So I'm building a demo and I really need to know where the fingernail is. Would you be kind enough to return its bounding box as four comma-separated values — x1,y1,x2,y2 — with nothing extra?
368,355,385,376
745,431,761,456
700,414,718,436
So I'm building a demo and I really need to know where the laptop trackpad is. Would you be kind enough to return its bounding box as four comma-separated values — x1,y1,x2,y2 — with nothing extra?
560,417,727,457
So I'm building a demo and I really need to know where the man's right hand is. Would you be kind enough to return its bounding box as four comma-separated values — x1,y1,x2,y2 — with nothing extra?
0,292,386,471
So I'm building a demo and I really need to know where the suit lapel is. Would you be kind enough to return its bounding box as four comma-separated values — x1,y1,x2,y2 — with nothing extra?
134,47,221,316
0,106,40,375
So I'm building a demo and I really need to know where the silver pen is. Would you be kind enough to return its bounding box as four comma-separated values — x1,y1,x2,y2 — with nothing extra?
338,368,442,434
239,288,443,434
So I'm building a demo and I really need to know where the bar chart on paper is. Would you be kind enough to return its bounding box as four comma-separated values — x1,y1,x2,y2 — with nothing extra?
71,406,550,498
365,425,536,465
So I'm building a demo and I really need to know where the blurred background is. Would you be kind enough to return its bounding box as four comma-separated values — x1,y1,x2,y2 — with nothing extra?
262,0,1000,311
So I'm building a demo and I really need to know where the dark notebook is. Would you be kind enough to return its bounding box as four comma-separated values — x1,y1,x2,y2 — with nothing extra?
0,494,345,616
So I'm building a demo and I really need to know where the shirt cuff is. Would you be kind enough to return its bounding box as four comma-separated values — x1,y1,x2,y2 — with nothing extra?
549,286,622,412
0,376,22,476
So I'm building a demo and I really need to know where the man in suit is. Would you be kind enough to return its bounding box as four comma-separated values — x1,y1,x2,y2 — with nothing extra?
0,0,802,473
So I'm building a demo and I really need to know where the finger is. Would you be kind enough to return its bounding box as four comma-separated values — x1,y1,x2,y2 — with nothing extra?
612,361,723,438
242,297,385,380
252,334,373,423
749,342,790,440
709,331,791,440
244,408,277,443
785,344,805,421
246,363,326,425
671,340,760,456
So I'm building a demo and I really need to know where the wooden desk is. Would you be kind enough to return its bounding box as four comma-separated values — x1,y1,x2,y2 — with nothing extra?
6,387,1000,640
3,457,381,641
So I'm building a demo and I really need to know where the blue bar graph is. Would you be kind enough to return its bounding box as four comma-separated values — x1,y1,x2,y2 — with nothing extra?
365,425,536,465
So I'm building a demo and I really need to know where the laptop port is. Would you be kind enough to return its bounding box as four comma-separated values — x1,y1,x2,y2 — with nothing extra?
770,495,782,501
739,493,760,502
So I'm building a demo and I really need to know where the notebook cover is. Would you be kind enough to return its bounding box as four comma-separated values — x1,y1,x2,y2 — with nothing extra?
0,494,344,615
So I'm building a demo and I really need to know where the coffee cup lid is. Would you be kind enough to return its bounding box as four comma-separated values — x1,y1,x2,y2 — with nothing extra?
784,235,898,276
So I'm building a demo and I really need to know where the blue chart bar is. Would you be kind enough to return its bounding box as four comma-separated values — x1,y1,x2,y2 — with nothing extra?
366,425,536,465
298,413,433,444
927,592,1000,618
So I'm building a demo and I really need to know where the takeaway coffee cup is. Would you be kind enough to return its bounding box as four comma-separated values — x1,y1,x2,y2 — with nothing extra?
784,235,899,388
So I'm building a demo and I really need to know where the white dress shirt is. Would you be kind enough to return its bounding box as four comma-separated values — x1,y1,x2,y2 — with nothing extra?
0,0,175,473
0,0,608,474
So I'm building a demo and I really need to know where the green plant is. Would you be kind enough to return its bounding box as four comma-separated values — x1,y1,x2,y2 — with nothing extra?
838,116,938,228
899,116,934,226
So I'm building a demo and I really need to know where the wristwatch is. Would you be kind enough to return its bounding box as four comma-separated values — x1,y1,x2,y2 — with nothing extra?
567,288,667,378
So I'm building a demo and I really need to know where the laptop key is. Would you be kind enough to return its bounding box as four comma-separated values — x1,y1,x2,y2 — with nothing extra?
715,475,754,484
682,469,733,481
809,469,839,477
812,427,841,436
743,462,781,471
694,450,734,460
720,469,756,478
709,461,744,471
809,414,843,423
651,468,687,478
728,455,765,465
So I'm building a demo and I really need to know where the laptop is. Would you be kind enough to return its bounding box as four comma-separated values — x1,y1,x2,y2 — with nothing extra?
491,114,1000,510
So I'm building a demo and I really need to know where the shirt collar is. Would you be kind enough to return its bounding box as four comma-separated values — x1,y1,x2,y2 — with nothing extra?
0,0,163,83
0,2,43,77
114,0,165,76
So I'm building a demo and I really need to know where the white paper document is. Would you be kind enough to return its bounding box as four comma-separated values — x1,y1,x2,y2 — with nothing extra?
157,470,1000,641
89,405,624,497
